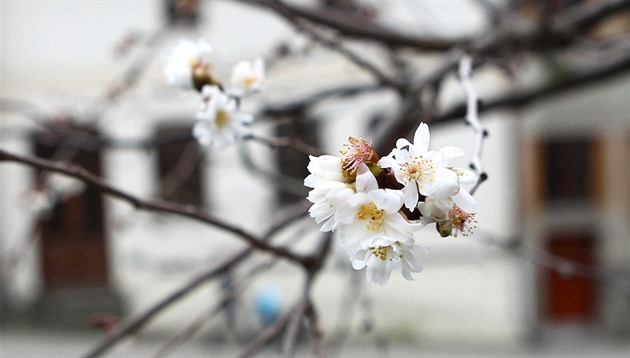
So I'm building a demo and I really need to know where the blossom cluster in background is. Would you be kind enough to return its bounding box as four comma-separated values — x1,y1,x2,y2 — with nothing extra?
305,123,478,285
163,38,265,147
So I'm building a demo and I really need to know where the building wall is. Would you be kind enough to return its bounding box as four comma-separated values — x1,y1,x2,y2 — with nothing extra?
522,70,630,334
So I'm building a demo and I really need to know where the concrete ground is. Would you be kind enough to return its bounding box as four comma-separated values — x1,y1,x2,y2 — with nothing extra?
1,324,629,357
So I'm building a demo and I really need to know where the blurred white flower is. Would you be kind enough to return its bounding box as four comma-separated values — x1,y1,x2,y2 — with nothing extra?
228,57,265,97
164,38,213,90
47,173,85,199
193,85,253,147
21,189,53,217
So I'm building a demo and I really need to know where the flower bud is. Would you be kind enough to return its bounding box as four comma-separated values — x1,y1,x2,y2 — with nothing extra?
192,62,219,92
437,221,453,237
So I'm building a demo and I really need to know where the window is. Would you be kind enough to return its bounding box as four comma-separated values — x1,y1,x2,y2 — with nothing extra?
542,137,597,202
165,0,200,27
155,125,204,207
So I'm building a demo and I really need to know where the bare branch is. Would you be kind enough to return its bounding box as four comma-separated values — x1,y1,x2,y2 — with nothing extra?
82,249,248,358
78,200,310,358
151,250,283,357
477,233,630,297
303,300,324,358
458,55,488,194
473,0,630,56
247,0,465,51
238,297,308,358
243,133,326,156
437,51,630,124
250,0,397,86
259,84,383,118
0,148,310,266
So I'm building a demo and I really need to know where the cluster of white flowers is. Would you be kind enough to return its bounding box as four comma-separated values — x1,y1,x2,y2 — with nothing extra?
305,123,478,285
163,38,265,148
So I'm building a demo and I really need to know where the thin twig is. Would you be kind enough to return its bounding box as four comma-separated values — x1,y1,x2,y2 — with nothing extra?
243,133,326,156
260,84,383,118
151,249,283,357
304,299,324,358
82,249,249,358
246,0,466,51
458,54,488,194
327,270,364,357
0,149,310,266
237,298,308,358
77,199,310,358
437,50,630,124
477,232,630,297
280,298,306,358
255,0,397,87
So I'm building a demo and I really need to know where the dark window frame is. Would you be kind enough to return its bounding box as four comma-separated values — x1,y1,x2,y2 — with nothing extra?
541,137,598,203
155,124,205,208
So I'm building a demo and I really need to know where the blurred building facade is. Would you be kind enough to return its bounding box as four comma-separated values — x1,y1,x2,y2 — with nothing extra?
1,0,628,346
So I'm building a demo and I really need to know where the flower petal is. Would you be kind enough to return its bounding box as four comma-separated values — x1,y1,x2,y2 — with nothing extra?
355,164,378,193
402,182,419,210
413,122,430,152
452,188,478,213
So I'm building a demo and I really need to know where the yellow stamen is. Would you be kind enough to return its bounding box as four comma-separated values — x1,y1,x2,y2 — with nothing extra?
215,110,231,128
357,202,385,232
243,76,257,88
369,246,389,261
401,156,435,186
447,206,477,237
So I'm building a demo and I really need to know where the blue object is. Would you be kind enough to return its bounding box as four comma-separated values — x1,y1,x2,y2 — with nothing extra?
254,285,282,327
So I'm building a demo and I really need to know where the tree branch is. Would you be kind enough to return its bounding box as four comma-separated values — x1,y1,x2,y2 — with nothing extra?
458,55,488,194
250,0,397,86
247,0,465,52
436,51,630,123
237,297,308,358
0,148,310,266
79,199,310,358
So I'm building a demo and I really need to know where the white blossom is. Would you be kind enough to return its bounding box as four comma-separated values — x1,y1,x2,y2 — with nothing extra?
304,155,345,187
193,85,253,147
304,155,353,232
379,123,451,210
380,123,477,210
164,38,213,90
349,238,429,286
418,189,478,237
228,57,265,97
335,164,421,247
306,181,354,232
304,122,482,285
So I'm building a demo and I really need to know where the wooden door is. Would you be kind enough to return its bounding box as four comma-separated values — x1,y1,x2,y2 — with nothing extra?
35,133,108,289
544,232,597,322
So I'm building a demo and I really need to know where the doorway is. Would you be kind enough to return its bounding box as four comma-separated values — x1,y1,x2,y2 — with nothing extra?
34,129,109,289
544,232,597,322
